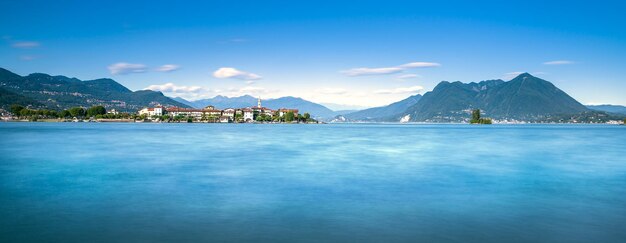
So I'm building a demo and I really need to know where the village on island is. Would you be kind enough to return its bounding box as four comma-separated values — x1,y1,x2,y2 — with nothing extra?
0,97,318,123
137,97,314,123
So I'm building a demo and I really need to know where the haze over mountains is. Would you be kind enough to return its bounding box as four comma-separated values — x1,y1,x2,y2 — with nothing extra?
0,67,624,122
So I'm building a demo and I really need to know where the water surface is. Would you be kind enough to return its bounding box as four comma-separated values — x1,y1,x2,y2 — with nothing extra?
1,123,625,242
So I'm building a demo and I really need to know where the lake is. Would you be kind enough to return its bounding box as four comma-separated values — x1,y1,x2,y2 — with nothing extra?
1,123,625,242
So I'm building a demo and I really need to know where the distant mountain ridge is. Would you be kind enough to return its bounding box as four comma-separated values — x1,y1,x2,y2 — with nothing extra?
341,94,422,121
586,105,626,115
176,95,338,119
401,73,590,122
0,67,189,111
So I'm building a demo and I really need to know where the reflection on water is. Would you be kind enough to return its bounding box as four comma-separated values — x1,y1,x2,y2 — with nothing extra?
1,123,625,242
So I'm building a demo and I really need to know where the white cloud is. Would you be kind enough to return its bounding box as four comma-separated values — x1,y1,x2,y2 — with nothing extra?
213,67,262,80
108,62,147,75
396,74,420,80
543,60,574,65
342,61,440,76
374,85,424,94
398,62,441,68
245,80,256,85
342,67,404,76
12,41,40,48
316,88,348,95
156,64,180,72
145,83,204,93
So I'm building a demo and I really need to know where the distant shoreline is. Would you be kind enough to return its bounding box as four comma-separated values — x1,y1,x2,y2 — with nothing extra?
1,119,623,125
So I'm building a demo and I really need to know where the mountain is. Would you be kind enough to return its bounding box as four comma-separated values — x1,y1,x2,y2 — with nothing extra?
263,96,337,119
0,87,44,110
401,73,590,122
172,97,196,108
586,105,626,115
0,67,189,111
177,95,338,119
342,94,422,121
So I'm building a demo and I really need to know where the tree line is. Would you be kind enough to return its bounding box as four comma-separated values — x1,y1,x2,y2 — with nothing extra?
9,104,132,121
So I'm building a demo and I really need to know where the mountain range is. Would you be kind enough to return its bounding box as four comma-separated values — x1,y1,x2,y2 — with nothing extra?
586,105,626,115
396,73,591,122
339,73,622,122
1,67,623,122
0,67,188,111
339,94,422,121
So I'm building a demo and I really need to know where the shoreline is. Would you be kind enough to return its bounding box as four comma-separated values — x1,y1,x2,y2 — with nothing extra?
0,119,623,125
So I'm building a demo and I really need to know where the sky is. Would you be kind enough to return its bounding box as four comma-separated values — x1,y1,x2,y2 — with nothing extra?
1,0,625,109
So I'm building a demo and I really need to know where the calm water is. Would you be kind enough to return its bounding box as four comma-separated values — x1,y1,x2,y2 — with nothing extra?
1,123,625,242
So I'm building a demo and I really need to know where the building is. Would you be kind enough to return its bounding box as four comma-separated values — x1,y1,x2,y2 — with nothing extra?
278,108,298,117
222,108,235,119
138,107,163,117
242,108,254,122
107,109,119,115
166,107,204,119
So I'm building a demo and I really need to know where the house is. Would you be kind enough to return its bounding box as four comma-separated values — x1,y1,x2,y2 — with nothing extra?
166,107,204,119
204,109,222,117
278,108,298,117
242,108,254,122
138,107,163,117
107,109,119,115
222,108,235,119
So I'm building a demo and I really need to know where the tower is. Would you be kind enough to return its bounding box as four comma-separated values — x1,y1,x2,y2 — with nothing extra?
257,97,262,108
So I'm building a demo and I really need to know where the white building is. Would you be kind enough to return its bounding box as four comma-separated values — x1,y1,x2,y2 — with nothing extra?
138,107,163,117
278,108,298,117
242,108,254,122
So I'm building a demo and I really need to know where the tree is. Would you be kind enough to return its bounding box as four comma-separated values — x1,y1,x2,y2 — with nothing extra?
59,110,71,118
284,111,295,122
10,104,24,115
19,108,32,117
303,113,310,120
86,106,106,117
470,109,492,124
69,107,85,117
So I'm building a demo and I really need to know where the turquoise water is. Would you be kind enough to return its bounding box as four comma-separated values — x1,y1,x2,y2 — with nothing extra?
1,123,625,242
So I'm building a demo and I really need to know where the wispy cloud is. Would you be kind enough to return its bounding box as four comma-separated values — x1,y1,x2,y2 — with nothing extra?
396,74,420,80
543,60,574,65
342,61,440,77
155,64,180,72
316,88,348,95
12,41,40,48
374,85,424,94
145,83,204,93
108,62,147,75
213,67,262,80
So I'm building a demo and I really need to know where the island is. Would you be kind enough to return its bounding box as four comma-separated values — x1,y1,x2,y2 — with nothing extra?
4,97,318,124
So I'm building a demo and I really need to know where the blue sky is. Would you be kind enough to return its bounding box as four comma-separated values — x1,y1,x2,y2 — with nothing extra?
1,0,625,108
